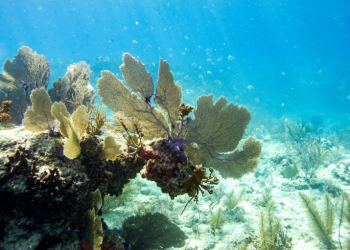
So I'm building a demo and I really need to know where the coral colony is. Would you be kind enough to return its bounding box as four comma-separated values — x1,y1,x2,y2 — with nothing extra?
0,47,261,249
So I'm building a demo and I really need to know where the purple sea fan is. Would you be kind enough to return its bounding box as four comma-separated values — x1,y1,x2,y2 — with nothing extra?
140,139,194,199
162,139,187,162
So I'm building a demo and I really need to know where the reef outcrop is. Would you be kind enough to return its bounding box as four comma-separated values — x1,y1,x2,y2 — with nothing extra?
0,128,143,249
0,48,261,249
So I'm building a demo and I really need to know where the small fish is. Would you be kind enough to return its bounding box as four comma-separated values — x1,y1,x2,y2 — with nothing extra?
108,39,114,43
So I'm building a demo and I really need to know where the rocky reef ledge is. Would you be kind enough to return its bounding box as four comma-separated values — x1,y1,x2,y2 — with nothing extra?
0,127,143,249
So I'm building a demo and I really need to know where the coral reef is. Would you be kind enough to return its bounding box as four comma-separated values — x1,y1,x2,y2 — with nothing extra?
139,139,195,199
22,85,107,159
98,53,261,202
1,48,262,249
0,46,50,124
0,128,143,249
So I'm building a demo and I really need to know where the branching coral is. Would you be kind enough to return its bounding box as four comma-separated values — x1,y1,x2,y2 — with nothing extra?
182,166,219,214
86,105,106,137
34,166,67,190
4,145,30,174
114,112,144,153
209,208,227,231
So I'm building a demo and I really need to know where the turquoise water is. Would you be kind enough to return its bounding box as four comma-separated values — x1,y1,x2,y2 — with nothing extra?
1,0,349,123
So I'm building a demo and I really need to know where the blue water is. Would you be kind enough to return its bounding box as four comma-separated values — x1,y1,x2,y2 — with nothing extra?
1,0,349,125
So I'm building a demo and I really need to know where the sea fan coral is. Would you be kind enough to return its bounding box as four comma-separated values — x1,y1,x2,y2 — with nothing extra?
0,46,50,123
97,53,261,198
48,61,96,113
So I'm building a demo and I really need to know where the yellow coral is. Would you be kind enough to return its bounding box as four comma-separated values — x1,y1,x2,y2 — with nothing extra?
154,59,182,135
120,53,154,101
71,105,89,138
51,102,71,138
185,95,261,178
97,70,168,140
51,103,92,159
23,87,55,133
97,136,122,161
86,105,106,136
84,208,104,250
63,125,81,159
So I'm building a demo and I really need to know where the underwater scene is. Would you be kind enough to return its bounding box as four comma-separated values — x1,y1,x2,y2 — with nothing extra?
0,1,350,250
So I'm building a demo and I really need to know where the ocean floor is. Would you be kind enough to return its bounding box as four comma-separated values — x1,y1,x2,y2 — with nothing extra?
101,126,350,250
1,123,350,249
